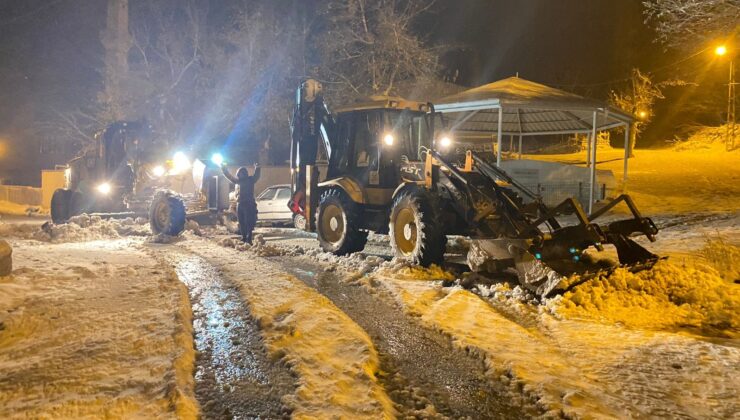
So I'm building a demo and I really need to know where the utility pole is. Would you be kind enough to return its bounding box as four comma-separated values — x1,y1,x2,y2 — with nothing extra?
726,58,736,151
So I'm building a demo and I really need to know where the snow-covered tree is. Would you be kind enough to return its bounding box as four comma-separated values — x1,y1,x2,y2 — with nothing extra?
313,0,439,104
643,0,740,50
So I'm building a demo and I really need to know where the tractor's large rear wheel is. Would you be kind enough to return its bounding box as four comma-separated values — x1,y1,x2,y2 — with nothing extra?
50,189,72,224
149,191,186,236
316,188,367,255
389,189,447,267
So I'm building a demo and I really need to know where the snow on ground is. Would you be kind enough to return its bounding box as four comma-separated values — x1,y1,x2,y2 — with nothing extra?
181,236,395,419
532,140,740,215
0,200,46,217
0,237,197,419
374,272,739,419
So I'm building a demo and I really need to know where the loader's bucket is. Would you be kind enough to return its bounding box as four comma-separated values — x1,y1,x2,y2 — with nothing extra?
467,239,564,297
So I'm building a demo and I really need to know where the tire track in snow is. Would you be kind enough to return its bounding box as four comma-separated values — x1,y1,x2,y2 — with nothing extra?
158,247,295,419
273,257,529,419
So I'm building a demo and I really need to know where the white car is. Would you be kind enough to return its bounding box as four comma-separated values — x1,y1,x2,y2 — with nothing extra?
256,184,306,229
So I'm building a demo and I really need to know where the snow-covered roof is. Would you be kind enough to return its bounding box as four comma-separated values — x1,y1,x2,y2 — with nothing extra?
435,77,634,137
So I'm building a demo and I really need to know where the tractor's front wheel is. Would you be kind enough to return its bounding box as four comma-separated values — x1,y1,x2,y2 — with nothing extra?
149,191,186,236
50,189,72,224
389,189,447,267
316,188,367,255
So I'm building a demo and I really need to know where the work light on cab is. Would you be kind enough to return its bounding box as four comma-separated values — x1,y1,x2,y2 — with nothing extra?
383,133,395,146
96,182,112,195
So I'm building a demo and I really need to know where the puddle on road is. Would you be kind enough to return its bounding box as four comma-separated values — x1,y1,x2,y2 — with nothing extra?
174,255,294,419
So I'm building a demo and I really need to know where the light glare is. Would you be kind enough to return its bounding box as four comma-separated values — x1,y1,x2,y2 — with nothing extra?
96,182,111,195
211,153,224,166
383,133,394,146
152,165,166,177
715,45,727,56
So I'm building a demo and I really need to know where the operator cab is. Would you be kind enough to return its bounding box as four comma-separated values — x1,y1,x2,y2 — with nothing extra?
328,97,435,189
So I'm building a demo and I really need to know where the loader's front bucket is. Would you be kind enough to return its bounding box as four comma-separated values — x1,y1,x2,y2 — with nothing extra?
465,194,661,298
467,239,564,297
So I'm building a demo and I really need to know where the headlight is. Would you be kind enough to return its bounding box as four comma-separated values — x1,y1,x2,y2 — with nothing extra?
383,133,395,146
438,135,453,149
152,165,166,177
96,182,111,195
211,153,224,166
171,151,191,175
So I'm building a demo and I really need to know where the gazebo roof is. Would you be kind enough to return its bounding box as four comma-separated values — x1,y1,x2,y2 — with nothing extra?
435,77,633,137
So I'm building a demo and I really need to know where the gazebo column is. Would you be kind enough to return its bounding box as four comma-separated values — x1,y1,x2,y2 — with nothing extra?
496,107,503,167
588,111,598,214
622,123,630,191
518,135,523,159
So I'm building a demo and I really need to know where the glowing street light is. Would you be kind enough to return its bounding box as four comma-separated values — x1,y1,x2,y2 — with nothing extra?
714,43,735,150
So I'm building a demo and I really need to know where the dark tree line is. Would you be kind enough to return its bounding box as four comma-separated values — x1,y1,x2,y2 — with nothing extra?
51,0,441,165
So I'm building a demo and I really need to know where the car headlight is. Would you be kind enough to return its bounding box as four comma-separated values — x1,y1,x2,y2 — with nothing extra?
171,151,191,175
383,133,395,146
96,182,112,195
152,165,166,177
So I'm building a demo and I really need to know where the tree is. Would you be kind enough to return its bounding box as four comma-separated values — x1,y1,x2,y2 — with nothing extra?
312,0,439,104
643,0,740,50
610,69,665,153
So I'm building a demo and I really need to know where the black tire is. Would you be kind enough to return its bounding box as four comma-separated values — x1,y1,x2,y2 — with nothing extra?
149,191,186,236
389,188,447,267
69,191,86,218
316,188,367,255
293,213,307,230
50,189,72,224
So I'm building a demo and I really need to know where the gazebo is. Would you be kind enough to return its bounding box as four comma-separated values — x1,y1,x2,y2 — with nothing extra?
434,77,635,213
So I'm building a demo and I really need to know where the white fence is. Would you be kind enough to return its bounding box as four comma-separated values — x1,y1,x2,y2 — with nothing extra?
0,185,43,206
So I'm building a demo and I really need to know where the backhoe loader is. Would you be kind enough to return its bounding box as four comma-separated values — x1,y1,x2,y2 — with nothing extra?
289,79,659,296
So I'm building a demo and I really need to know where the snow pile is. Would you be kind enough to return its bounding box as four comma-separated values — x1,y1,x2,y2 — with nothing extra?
699,235,739,282
184,220,202,236
0,215,151,243
216,234,299,257
551,260,739,335
376,261,454,281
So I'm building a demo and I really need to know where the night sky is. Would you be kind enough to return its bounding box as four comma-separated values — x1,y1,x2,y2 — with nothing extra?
0,0,728,184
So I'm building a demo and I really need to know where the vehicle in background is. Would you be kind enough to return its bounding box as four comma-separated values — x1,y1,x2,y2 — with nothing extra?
257,184,306,229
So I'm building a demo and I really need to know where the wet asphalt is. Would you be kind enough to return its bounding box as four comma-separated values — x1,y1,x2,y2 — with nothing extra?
272,257,532,419
167,250,294,419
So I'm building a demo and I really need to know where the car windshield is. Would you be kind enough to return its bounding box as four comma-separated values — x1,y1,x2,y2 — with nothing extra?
275,188,291,200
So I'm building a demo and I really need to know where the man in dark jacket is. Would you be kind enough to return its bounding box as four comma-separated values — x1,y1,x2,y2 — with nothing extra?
222,162,261,243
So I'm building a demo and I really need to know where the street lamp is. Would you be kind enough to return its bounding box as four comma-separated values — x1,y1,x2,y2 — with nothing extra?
715,44,736,150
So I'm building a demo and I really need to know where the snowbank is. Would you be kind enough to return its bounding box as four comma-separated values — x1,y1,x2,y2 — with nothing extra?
0,214,150,243
0,239,197,418
550,260,739,336
181,239,395,419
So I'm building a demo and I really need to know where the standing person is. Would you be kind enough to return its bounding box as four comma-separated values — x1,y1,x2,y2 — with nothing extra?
221,162,261,244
